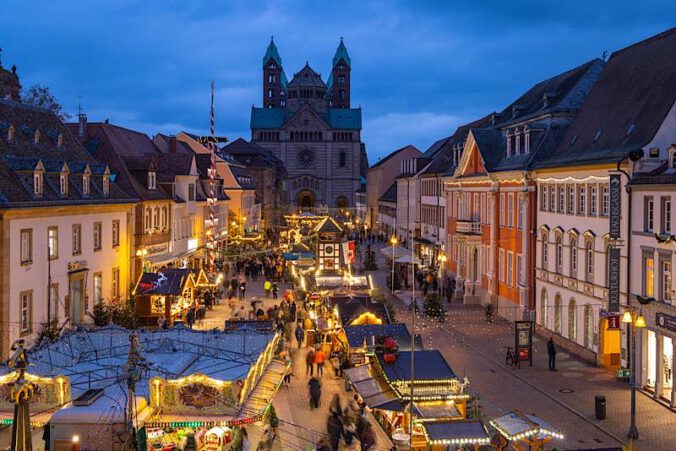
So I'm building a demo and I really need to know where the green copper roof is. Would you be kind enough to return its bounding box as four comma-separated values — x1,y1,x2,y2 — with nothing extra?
333,39,351,68
250,107,362,130
262,38,283,68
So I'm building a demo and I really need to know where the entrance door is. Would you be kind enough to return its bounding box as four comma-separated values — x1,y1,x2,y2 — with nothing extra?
296,190,316,210
69,273,86,324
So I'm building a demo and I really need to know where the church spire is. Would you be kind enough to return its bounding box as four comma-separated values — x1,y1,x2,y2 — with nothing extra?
332,37,351,68
263,36,283,68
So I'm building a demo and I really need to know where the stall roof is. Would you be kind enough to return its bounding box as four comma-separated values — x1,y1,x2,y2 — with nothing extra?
343,324,422,350
490,411,563,440
424,420,490,444
378,350,455,381
135,268,195,296
338,298,391,325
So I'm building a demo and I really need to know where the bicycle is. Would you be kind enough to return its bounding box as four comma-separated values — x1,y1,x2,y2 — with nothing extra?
504,346,519,369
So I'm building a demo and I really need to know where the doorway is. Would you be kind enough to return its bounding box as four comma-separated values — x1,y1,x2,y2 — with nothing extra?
68,272,86,324
296,190,316,209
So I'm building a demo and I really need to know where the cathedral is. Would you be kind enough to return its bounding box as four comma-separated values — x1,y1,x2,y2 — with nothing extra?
250,38,365,210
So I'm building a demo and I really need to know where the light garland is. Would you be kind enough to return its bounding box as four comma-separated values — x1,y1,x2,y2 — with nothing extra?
535,175,609,183
145,416,261,429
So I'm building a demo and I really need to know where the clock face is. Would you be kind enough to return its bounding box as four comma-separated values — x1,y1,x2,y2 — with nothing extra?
325,245,334,255
297,148,315,167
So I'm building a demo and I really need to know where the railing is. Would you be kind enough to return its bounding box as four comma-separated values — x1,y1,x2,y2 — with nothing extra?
456,220,482,235
134,230,171,247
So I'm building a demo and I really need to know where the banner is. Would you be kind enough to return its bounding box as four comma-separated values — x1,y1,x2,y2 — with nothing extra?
609,173,622,239
608,247,621,312
342,240,356,264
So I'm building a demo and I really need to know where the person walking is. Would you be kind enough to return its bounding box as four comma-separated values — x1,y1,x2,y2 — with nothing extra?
306,347,315,376
295,324,304,349
326,412,343,451
547,336,557,371
315,346,326,377
271,282,279,300
308,376,321,409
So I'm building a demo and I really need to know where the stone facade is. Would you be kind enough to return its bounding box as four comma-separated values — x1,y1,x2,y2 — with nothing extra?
250,39,363,210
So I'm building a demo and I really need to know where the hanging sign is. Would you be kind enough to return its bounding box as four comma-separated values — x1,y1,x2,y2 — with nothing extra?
609,173,622,239
607,314,620,329
608,247,621,312
342,240,356,264
656,312,676,333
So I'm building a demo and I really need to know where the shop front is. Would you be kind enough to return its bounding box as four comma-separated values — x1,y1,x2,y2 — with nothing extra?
640,308,676,407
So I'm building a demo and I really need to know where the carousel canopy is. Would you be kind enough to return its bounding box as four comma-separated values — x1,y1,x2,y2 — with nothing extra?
377,350,455,381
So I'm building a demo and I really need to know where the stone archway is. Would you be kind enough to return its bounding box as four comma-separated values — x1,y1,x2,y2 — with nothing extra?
296,190,316,209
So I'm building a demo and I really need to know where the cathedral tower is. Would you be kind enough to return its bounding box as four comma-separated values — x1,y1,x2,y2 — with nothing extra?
262,37,287,108
329,38,351,108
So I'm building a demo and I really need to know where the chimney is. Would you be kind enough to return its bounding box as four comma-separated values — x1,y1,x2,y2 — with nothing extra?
78,113,87,138
169,135,177,153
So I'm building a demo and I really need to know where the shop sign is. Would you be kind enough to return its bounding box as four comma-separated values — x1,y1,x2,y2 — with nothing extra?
68,260,88,272
146,244,167,255
609,173,622,239
607,315,620,330
514,321,533,366
608,247,621,312
656,312,676,333
350,353,366,365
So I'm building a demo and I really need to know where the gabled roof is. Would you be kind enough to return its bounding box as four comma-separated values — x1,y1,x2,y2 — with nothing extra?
370,144,421,169
537,27,676,169
378,181,398,203
314,216,343,234
288,64,326,89
222,138,285,170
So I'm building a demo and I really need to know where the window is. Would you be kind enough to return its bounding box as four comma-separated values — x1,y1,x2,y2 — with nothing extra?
339,151,346,168
568,186,575,214
162,207,168,230
83,174,90,196
662,261,672,303
645,257,655,297
540,289,548,327
500,193,506,226
578,186,586,215
590,186,598,215
499,249,505,282
268,89,273,98
568,299,577,341
20,229,32,265
541,186,547,211
586,241,594,276
517,254,523,285
661,197,671,233
508,194,514,227
148,171,157,190
20,290,32,334
112,220,120,247
672,151,676,169
602,186,609,216
112,268,120,299
556,236,563,272
72,224,81,255
93,222,102,251
103,175,110,196
34,171,43,196
507,251,514,286
60,172,68,196
145,206,152,231
93,272,103,305
541,233,549,268
554,295,562,334
583,304,593,349
188,183,195,201
550,187,556,213
154,208,160,229
48,226,58,259
34,130,41,144
570,238,578,274
558,186,565,213
517,197,523,229
8,125,15,141
645,197,654,232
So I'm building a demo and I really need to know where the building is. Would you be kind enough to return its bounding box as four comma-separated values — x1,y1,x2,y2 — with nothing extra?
250,38,364,210
366,145,422,231
378,182,398,238
72,119,174,282
395,157,430,251
447,58,605,320
533,28,676,367
221,137,287,236
0,95,137,358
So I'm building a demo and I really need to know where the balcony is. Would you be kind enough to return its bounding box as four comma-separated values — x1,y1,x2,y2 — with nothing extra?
135,230,171,247
456,220,481,235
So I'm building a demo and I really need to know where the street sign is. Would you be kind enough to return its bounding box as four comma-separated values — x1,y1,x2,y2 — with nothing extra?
607,315,620,329
608,247,621,312
617,368,631,378
609,173,621,239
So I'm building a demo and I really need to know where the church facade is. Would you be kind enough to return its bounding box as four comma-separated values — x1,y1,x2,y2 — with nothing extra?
250,38,363,210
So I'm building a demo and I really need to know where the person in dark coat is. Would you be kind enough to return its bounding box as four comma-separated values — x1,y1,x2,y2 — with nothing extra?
306,348,315,376
359,421,376,450
295,325,304,349
326,412,343,451
308,376,321,409
547,337,557,371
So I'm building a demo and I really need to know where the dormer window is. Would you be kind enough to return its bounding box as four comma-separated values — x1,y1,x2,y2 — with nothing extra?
57,133,64,148
103,175,110,196
34,130,41,144
60,172,68,196
514,128,521,155
33,171,43,196
506,130,512,156
524,126,530,154
7,125,15,142
670,149,676,169
83,174,90,196
148,171,157,190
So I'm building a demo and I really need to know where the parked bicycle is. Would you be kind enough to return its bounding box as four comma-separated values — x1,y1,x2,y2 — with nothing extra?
504,346,519,369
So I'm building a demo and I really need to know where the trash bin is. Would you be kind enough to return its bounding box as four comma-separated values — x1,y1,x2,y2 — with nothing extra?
595,395,606,420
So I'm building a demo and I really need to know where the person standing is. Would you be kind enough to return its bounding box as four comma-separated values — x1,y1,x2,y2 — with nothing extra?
271,282,279,300
306,347,315,376
547,336,557,371
315,346,326,377
308,376,321,409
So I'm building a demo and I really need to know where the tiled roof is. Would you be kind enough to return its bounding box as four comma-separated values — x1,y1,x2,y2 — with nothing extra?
262,38,283,68
229,164,256,189
333,39,351,68
0,100,137,208
536,27,676,169
250,106,362,130
223,138,286,171
379,181,397,202
288,64,327,89
370,144,421,169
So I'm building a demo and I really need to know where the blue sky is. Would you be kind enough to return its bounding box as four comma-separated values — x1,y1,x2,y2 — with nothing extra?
1,1,673,162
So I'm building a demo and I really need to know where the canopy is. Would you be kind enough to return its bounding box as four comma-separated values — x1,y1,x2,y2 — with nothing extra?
395,254,422,264
490,411,564,441
424,420,490,446
380,245,410,259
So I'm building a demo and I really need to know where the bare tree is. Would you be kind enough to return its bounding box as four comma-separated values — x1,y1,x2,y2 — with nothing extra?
22,84,71,121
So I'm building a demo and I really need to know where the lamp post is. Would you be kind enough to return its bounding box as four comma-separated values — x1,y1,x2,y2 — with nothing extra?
622,308,646,440
390,236,398,294
437,254,447,304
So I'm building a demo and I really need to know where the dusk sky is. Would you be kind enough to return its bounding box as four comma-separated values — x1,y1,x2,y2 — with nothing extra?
1,1,673,162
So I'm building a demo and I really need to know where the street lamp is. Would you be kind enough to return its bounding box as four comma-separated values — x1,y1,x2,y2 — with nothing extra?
390,236,398,294
437,254,447,304
622,308,646,440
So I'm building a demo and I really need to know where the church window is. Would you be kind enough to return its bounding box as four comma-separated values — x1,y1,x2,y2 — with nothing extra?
268,89,274,98
268,74,276,83
339,90,345,99
8,125,15,142
318,132,323,140
57,133,64,148
34,130,41,144
303,178,309,187
339,151,346,168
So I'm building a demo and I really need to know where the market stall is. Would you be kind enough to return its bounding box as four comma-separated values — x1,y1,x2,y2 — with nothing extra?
133,268,196,326
489,410,564,451
340,323,422,366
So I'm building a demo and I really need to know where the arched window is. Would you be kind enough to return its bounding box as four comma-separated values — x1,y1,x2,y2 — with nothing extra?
540,288,548,327
570,238,578,275
339,151,346,168
303,178,308,188
583,304,593,349
586,241,594,279
568,298,577,341
554,294,562,334
555,236,563,272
